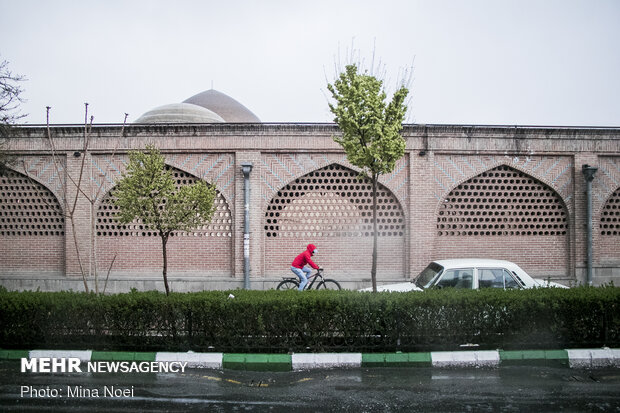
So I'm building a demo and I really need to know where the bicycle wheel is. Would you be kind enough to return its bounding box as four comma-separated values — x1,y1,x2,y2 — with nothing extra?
316,279,341,290
277,280,299,290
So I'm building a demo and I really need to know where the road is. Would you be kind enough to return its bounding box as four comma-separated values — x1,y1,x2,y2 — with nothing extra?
1,361,619,412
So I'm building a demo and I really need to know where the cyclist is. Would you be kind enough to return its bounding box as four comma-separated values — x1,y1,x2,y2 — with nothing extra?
291,244,320,291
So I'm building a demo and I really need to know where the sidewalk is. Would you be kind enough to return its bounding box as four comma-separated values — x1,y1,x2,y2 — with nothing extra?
3,348,620,371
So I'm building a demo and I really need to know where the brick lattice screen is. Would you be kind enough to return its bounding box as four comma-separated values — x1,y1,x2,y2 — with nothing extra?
437,165,568,237
265,164,405,238
601,188,620,236
97,166,232,237
0,169,65,236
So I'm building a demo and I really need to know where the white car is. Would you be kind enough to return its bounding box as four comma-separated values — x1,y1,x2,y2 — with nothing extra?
361,259,568,292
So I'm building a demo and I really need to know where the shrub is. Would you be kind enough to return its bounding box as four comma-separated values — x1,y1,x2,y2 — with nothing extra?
0,287,618,352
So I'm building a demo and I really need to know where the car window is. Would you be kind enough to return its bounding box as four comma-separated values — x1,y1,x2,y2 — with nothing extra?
510,271,525,287
414,262,444,289
478,268,520,289
434,268,473,289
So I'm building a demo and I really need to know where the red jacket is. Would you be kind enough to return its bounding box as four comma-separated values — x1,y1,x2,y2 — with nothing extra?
292,244,319,269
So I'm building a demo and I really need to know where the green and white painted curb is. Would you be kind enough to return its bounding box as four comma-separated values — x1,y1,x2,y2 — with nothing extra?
2,348,619,371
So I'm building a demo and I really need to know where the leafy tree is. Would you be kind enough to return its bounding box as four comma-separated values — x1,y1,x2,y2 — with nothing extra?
0,57,26,175
113,145,217,295
327,64,409,292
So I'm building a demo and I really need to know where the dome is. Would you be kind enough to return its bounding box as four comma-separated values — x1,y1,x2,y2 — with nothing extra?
134,103,225,123
183,89,260,123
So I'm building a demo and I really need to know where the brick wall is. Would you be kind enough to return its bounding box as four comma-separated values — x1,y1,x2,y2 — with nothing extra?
0,168,65,276
0,235,64,275
264,236,405,281
432,235,569,278
97,236,232,276
596,159,620,267
0,123,618,291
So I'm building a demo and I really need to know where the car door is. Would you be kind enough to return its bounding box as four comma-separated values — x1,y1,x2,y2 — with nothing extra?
433,268,474,289
477,268,521,290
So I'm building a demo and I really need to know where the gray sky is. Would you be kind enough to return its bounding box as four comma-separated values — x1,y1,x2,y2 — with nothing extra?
1,0,618,126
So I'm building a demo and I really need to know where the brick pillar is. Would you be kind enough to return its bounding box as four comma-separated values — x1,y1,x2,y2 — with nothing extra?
64,151,95,291
409,149,436,275
573,153,599,284
234,151,263,286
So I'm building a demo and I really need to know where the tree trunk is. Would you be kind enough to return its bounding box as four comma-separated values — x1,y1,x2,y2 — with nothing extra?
371,174,378,293
161,235,170,295
91,202,98,294
69,212,89,293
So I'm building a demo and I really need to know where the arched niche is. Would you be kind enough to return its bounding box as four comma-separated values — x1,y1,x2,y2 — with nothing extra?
433,165,569,279
263,163,406,279
95,165,233,277
0,168,65,274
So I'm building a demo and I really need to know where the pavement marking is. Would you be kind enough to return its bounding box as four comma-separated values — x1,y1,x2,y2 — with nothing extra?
432,350,500,368
29,349,92,361
566,348,620,368
157,351,223,369
296,378,314,383
292,353,362,371
499,349,569,367
202,375,222,381
4,348,619,371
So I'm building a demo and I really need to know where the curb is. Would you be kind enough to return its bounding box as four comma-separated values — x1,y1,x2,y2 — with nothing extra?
2,348,619,371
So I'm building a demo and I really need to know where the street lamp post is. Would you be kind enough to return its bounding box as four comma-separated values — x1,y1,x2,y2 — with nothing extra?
241,163,253,290
582,164,597,286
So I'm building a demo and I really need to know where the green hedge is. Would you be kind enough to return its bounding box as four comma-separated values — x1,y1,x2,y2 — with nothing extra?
0,287,618,352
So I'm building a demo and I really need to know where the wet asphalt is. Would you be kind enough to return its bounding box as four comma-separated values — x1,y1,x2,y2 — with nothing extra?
1,361,619,412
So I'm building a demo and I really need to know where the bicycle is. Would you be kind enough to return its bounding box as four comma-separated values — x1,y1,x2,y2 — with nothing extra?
276,268,342,290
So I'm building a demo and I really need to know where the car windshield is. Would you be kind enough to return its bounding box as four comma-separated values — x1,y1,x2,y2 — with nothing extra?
414,262,444,289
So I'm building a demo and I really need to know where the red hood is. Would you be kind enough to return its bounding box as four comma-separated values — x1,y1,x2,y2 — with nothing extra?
307,244,317,254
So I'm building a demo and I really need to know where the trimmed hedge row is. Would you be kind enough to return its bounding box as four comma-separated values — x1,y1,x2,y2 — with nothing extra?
0,286,618,352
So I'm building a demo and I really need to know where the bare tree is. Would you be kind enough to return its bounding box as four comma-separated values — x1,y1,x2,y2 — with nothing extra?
40,104,127,293
0,57,27,175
